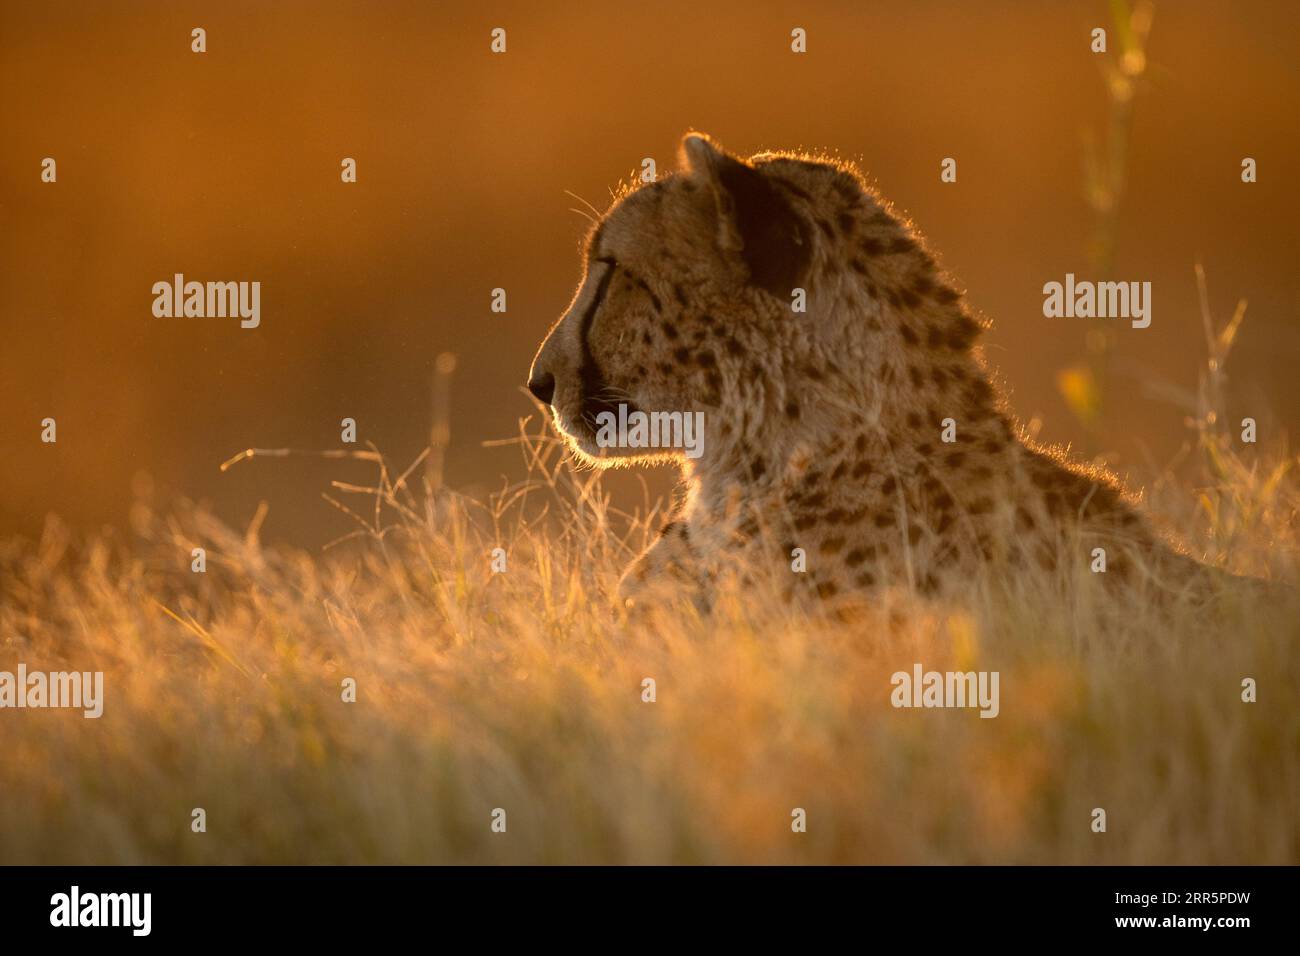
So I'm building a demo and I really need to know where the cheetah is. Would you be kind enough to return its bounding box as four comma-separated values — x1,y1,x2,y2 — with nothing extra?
527,132,1214,611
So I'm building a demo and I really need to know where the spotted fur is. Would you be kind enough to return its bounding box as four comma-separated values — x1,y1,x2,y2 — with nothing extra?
528,133,1209,611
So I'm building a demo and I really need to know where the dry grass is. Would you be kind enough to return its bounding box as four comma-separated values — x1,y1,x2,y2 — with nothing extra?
1,319,1297,866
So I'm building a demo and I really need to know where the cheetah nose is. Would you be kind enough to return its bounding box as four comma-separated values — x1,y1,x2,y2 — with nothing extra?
528,372,556,406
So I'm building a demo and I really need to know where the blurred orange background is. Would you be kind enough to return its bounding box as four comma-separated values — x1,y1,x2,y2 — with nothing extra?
2,0,1296,547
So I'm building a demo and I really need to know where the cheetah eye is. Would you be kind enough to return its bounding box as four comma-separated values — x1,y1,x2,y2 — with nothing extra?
594,256,618,269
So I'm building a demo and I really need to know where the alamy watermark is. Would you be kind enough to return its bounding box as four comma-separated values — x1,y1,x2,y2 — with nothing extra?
1043,273,1150,329
50,886,151,936
594,403,705,459
152,273,261,328
890,663,1000,718
0,664,104,718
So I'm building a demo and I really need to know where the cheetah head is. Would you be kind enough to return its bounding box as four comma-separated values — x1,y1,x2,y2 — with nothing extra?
527,133,816,467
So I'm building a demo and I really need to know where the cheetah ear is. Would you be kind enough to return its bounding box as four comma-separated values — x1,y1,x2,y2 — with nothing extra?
681,133,811,298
